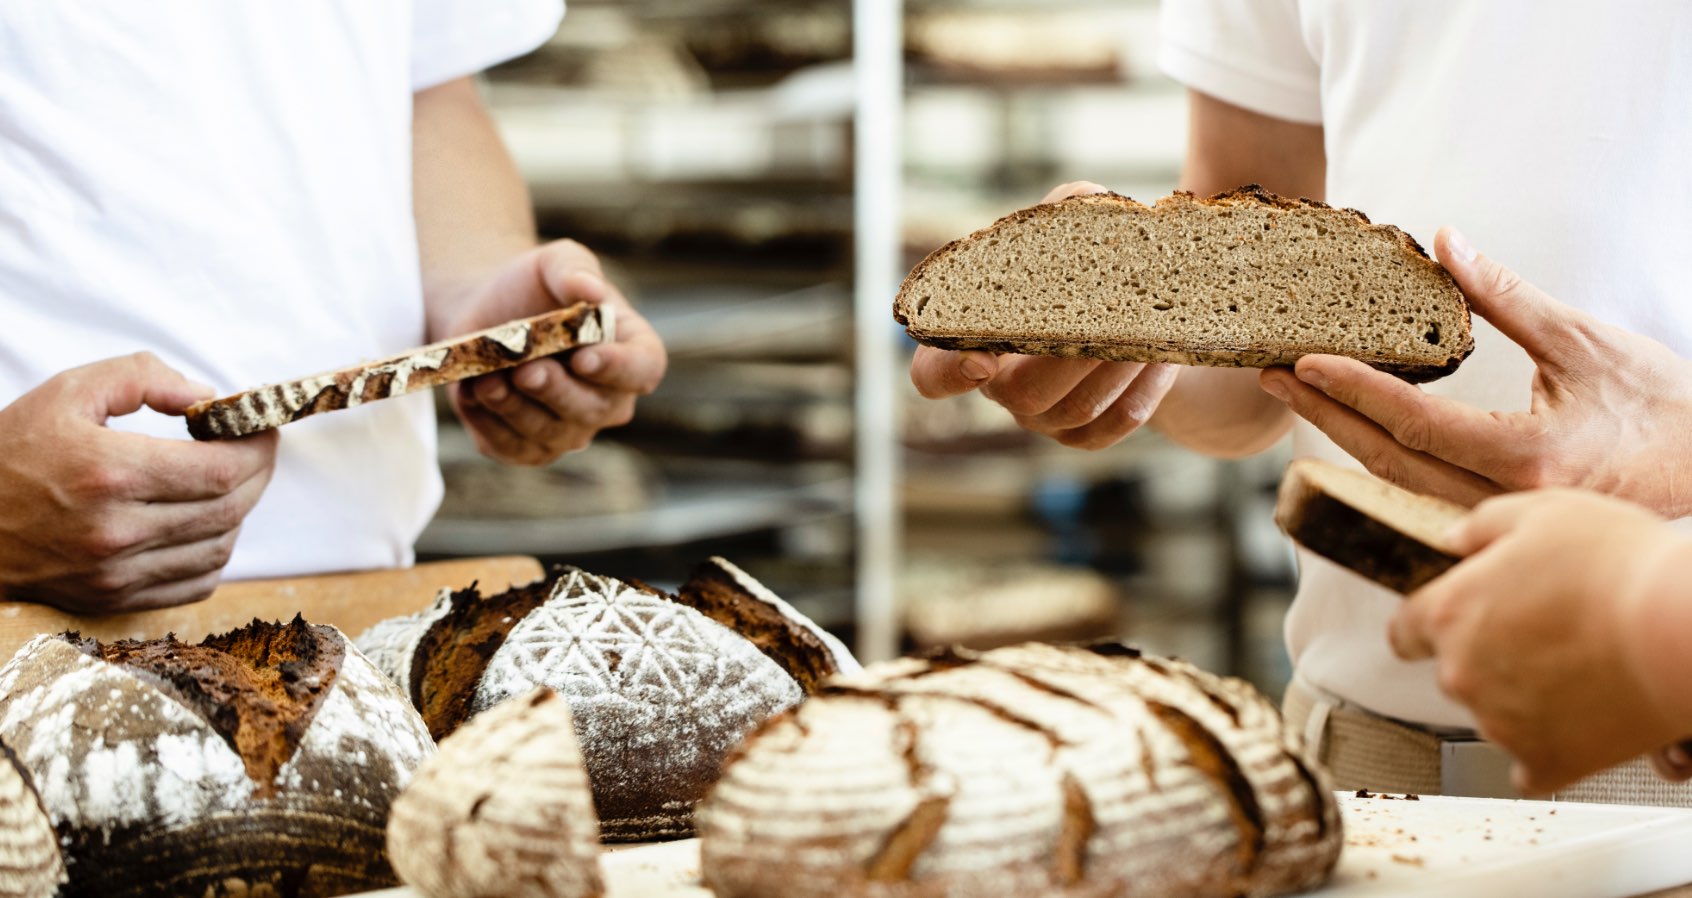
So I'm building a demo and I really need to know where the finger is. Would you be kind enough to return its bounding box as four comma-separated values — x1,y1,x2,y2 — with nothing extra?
910,347,997,399
1442,492,1546,555
1260,368,1503,506
1043,363,1179,450
129,470,271,554
453,390,555,465
62,352,216,422
570,337,667,396
1436,227,1595,369
1017,362,1147,433
1040,181,1111,204
40,530,240,612
1650,742,1692,783
114,429,279,503
1292,354,1530,477
980,355,1102,417
1387,593,1440,660
113,568,228,611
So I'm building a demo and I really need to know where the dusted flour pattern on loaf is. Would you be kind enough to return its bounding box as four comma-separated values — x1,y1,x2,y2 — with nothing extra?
697,643,1340,898
0,745,64,898
474,568,803,841
186,303,616,439
355,561,845,843
388,688,602,898
0,621,435,898
894,186,1472,383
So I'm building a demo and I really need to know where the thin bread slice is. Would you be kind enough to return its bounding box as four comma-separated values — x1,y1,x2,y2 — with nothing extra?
185,304,615,440
894,186,1472,382
1274,458,1468,594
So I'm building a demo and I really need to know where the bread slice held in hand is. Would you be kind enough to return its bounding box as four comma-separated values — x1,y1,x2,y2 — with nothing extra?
185,304,616,440
894,186,1472,382
1274,458,1468,594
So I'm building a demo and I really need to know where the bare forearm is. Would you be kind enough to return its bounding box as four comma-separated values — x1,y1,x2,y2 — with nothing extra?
412,77,539,339
1147,89,1326,456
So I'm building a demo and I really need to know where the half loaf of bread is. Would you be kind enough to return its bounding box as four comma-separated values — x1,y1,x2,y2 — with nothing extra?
185,303,615,440
894,186,1472,382
1274,458,1468,594
698,642,1340,898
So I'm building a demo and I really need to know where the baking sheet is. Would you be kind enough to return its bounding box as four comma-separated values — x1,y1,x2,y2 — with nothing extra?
356,793,1692,898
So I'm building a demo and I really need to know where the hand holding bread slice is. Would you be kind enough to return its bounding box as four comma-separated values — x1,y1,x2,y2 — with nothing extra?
1274,458,1467,594
895,186,1473,382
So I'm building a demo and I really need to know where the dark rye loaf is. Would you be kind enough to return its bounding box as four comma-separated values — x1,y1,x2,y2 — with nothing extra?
0,618,434,898
894,186,1473,382
697,643,1340,898
1274,458,1468,594
356,560,858,842
186,303,615,440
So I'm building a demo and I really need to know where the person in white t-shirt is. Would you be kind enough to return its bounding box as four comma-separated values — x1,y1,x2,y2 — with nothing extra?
0,2,667,612
911,0,1692,801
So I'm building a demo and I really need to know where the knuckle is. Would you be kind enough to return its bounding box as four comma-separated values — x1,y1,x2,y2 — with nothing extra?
1480,261,1524,300
1435,663,1475,702
84,566,135,598
1391,412,1434,454
79,522,138,560
1358,447,1411,490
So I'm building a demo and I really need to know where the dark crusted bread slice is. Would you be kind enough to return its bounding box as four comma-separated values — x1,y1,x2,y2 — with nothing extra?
894,186,1472,383
1274,458,1467,594
185,303,616,440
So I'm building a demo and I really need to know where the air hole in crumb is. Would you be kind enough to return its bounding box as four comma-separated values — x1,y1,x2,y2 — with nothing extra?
1424,323,1442,345
1151,301,1174,311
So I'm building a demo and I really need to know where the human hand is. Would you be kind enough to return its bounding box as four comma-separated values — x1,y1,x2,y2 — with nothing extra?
1389,489,1692,794
0,353,278,612
1260,228,1692,513
907,181,1181,450
444,240,667,466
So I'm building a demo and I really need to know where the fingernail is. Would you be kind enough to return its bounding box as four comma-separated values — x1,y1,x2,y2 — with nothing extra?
1261,377,1288,401
575,350,603,376
1446,228,1479,264
959,357,990,381
1441,521,1466,547
1296,367,1329,391
484,381,508,402
515,366,547,391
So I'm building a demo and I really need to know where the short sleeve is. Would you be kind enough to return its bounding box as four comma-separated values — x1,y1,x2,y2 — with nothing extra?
411,0,565,90
1158,0,1322,125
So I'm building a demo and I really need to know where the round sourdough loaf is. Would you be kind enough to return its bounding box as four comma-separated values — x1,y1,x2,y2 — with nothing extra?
357,559,856,842
0,617,434,898
0,742,64,897
388,688,601,898
697,643,1341,898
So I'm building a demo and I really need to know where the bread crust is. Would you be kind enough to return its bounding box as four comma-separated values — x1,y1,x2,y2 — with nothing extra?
894,186,1473,383
185,304,615,440
1273,459,1465,594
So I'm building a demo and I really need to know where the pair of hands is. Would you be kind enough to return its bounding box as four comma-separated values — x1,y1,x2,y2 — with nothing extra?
0,239,665,612
913,181,1692,792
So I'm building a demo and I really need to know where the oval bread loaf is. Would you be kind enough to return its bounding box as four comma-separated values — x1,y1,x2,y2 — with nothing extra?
357,558,856,842
894,186,1472,382
697,642,1340,898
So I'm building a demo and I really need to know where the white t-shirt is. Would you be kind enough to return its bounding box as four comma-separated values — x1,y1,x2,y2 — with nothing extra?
0,1,562,579
1161,0,1692,728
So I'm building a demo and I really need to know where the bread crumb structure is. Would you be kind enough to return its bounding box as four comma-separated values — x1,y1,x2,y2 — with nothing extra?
894,186,1472,382
388,688,602,898
0,617,434,898
358,560,854,842
698,643,1341,898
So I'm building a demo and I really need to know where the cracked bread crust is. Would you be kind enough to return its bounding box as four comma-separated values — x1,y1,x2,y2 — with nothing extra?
894,186,1472,383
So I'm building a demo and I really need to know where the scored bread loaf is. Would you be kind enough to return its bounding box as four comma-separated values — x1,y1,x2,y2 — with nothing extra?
894,186,1473,382
356,559,856,842
1274,458,1468,594
697,642,1340,898
185,303,615,440
0,617,434,898
388,688,602,898
0,742,64,898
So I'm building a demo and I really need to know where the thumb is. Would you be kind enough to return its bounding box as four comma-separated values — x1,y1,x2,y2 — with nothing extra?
66,352,216,422
1040,181,1111,204
1435,227,1591,369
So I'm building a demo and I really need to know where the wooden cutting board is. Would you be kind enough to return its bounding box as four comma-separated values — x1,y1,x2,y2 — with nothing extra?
0,555,543,657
